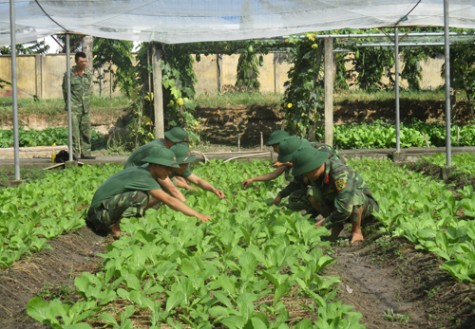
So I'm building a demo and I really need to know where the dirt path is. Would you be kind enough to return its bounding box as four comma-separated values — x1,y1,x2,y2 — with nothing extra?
0,227,108,329
326,224,475,329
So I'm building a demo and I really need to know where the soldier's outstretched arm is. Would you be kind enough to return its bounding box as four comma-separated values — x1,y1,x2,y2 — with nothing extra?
187,173,225,199
158,176,187,202
242,166,286,189
150,189,211,222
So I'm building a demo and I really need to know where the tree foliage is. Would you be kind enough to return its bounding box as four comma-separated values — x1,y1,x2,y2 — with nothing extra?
92,38,135,97
235,43,262,92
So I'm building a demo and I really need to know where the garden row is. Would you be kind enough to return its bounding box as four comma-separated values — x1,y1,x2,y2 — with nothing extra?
0,157,473,327
1,120,475,149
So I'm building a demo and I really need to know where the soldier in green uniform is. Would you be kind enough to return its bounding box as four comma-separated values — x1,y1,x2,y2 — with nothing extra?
62,51,94,159
125,127,189,168
271,136,313,211
272,136,345,211
291,146,378,245
170,144,226,198
86,146,211,239
125,127,189,202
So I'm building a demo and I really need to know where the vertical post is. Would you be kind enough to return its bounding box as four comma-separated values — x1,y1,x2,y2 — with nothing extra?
35,54,43,99
10,0,20,180
273,53,278,93
260,132,263,151
217,53,222,93
443,0,452,167
324,37,334,146
237,133,241,152
66,34,73,161
395,27,401,152
152,45,164,138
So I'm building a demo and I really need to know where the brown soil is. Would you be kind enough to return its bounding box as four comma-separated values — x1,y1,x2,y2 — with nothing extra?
327,222,475,329
0,227,108,329
334,99,474,125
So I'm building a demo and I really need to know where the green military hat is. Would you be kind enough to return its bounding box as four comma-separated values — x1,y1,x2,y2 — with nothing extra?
165,127,189,143
170,143,196,164
277,136,302,162
291,146,330,176
142,146,179,168
266,130,290,146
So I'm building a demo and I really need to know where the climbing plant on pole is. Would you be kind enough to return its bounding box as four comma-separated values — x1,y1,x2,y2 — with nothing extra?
282,33,325,138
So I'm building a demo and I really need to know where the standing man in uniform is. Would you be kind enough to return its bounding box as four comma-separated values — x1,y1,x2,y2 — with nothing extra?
291,146,378,245
86,146,211,239
63,51,94,160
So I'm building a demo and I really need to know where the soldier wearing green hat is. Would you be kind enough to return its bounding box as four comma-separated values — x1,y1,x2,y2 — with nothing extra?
170,144,226,199
86,146,210,239
125,127,189,202
125,127,189,168
291,146,378,245
270,136,313,211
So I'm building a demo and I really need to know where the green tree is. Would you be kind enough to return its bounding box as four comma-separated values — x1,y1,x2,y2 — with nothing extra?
92,38,135,97
401,48,426,91
235,43,262,92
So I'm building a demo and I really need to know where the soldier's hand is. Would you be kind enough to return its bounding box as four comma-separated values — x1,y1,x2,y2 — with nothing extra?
197,214,211,222
215,190,226,199
315,215,325,227
242,178,253,189
272,194,283,205
273,161,292,168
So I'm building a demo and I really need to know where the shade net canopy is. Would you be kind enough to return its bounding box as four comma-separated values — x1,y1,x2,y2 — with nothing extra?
1,0,475,46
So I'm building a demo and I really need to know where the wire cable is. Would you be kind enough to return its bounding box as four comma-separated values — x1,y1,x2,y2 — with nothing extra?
34,0,68,32
395,0,422,26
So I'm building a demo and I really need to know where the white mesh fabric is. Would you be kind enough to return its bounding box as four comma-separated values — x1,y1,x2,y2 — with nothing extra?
1,0,475,46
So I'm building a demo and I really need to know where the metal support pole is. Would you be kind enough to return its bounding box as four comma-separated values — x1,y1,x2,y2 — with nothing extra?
66,34,74,161
395,28,401,152
444,0,452,167
10,0,20,181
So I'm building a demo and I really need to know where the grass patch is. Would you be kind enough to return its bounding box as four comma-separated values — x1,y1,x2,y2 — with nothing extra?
334,89,458,103
0,96,131,117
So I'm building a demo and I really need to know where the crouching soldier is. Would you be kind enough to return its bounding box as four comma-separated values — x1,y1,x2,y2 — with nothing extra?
86,146,211,239
291,145,378,245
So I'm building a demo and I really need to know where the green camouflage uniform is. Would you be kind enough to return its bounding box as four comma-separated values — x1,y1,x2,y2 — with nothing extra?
62,66,93,158
282,142,345,212
86,166,162,236
124,139,166,168
310,157,378,226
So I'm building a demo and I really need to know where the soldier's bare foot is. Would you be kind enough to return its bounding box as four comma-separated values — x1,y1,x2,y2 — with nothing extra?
110,223,121,240
350,233,364,245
